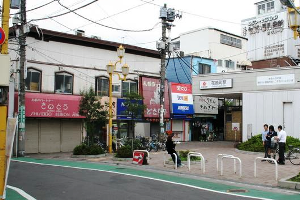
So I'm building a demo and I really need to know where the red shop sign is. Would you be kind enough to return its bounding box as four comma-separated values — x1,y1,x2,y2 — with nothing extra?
141,77,170,118
24,93,84,118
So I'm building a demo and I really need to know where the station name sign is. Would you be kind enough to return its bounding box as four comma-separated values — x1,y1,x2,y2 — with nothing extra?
200,79,233,90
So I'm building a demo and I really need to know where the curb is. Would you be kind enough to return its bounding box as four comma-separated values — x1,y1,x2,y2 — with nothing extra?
278,175,300,190
234,148,264,155
71,154,106,158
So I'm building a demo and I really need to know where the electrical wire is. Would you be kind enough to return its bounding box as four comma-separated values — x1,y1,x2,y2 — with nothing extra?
11,0,57,16
176,54,192,84
171,54,180,83
57,0,161,32
28,0,98,22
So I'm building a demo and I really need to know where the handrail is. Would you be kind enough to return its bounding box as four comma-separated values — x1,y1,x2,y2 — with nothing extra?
163,152,177,169
220,155,242,178
133,150,150,163
187,152,205,174
254,157,278,181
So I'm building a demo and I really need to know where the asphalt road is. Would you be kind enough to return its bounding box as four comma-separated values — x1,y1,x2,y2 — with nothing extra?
8,161,259,200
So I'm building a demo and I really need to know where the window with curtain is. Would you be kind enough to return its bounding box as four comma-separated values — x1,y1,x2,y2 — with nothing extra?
55,72,73,94
96,77,109,96
25,69,41,92
198,63,211,74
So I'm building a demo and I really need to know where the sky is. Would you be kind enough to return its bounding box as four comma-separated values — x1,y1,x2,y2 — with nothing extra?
0,0,287,49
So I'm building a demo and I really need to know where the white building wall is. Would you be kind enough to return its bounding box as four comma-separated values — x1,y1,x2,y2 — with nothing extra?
243,90,300,141
13,37,160,95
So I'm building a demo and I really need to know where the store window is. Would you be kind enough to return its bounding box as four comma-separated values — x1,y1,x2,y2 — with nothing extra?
55,72,73,94
198,63,211,74
96,77,109,96
122,81,137,97
25,68,41,92
112,84,120,93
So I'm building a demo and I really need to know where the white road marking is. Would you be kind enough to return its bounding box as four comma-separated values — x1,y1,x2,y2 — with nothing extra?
12,160,272,200
7,185,37,200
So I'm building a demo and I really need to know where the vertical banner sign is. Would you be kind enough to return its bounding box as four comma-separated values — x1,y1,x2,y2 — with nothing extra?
141,77,170,118
170,83,194,115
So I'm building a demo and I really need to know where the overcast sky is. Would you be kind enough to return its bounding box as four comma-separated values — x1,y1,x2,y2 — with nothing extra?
1,0,286,49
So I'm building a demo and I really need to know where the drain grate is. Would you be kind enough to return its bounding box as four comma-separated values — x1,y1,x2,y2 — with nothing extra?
227,189,248,193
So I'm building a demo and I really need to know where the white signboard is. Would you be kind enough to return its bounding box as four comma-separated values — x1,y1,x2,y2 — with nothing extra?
200,79,232,90
194,96,218,114
232,123,240,131
257,74,295,86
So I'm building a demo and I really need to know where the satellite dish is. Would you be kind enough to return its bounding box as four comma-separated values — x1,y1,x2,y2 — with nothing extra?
280,0,295,8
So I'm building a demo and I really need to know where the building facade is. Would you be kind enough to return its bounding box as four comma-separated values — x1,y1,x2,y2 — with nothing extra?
172,27,248,72
9,27,160,153
241,0,300,68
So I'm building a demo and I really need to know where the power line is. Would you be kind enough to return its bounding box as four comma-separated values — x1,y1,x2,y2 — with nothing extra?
57,0,161,32
171,54,180,83
28,0,98,22
176,54,192,84
11,0,57,16
139,0,246,26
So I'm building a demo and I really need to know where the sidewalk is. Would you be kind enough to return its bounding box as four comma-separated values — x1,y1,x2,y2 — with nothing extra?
24,141,300,187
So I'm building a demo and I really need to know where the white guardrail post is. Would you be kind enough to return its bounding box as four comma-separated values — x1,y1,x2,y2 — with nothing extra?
220,155,242,178
254,157,278,181
217,154,232,171
133,150,150,163
163,152,177,169
187,152,205,174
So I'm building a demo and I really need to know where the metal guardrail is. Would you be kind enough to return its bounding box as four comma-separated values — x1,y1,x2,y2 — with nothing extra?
133,150,150,163
217,154,233,172
187,152,205,174
220,155,242,178
164,152,177,169
254,157,278,181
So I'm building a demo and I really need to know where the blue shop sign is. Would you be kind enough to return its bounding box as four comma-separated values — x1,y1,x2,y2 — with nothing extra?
117,99,143,120
172,103,194,115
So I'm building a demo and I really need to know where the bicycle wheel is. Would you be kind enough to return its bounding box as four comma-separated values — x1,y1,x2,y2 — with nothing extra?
289,150,300,165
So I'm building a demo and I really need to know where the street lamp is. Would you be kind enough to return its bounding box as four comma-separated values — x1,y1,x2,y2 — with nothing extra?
106,45,129,153
280,0,300,39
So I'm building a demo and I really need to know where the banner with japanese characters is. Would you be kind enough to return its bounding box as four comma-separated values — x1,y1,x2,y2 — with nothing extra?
170,83,194,115
25,93,84,118
141,77,170,118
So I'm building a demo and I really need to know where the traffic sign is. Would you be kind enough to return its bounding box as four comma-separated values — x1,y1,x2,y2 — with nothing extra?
0,27,6,45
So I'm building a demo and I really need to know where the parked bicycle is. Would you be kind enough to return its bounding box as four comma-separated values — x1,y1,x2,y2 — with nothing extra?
286,145,300,165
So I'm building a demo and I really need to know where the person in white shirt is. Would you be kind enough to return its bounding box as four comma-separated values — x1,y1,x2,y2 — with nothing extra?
276,125,287,165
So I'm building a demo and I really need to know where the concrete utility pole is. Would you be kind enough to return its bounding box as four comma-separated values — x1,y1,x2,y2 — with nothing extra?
159,4,167,141
158,4,181,141
18,0,26,157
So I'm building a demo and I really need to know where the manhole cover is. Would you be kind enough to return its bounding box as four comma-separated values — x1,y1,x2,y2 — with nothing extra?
227,189,248,193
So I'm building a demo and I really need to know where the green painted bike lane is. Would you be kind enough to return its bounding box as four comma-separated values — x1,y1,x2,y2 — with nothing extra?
12,157,300,200
5,188,27,200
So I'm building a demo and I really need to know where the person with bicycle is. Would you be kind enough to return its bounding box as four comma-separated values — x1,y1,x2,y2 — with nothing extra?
266,125,277,159
275,125,287,165
166,134,183,167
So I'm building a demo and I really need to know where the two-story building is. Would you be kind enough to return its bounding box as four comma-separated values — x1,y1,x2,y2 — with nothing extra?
9,27,161,153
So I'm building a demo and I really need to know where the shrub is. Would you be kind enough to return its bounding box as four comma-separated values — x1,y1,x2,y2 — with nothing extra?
237,134,300,152
115,145,133,158
178,150,201,162
73,144,104,155
124,139,145,151
289,172,300,182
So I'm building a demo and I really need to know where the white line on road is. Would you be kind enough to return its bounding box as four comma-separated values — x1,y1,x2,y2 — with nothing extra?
7,185,37,200
12,160,272,200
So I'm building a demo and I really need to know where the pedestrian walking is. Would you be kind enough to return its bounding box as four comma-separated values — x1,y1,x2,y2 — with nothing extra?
266,125,277,158
276,125,287,165
261,124,269,162
166,135,182,167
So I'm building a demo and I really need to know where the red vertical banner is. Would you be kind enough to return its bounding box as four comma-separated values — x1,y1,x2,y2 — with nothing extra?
141,77,170,118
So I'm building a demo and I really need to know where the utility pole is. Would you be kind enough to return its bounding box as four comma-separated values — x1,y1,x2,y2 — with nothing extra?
18,0,26,157
158,4,167,141
158,4,181,141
